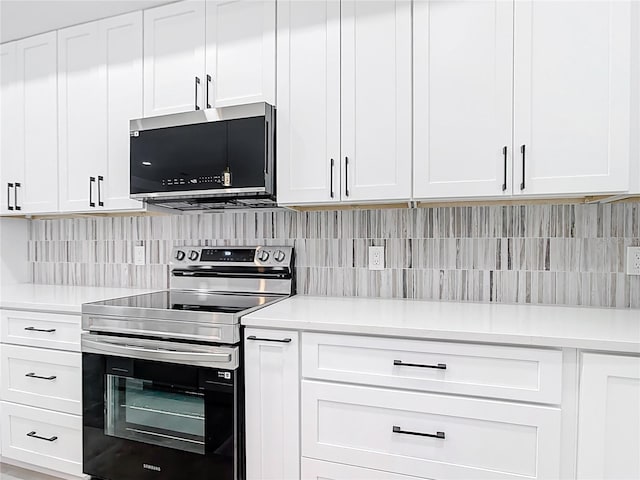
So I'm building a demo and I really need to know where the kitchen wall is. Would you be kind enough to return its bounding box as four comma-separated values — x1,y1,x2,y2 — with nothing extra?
29,201,640,308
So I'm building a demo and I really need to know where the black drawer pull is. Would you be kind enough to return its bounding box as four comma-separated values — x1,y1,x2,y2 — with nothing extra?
246,335,292,343
393,425,445,439
27,431,58,442
394,360,446,370
24,327,56,333
25,372,57,381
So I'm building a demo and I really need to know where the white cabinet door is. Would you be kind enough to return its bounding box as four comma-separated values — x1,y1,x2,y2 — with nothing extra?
341,0,412,202
14,32,59,214
244,329,300,480
99,12,145,211
276,0,341,205
205,0,275,108
143,1,206,116
513,0,631,196
413,0,513,199
58,22,106,213
577,353,640,480
0,42,20,215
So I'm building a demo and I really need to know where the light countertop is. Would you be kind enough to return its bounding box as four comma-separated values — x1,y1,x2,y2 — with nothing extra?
242,296,640,353
0,283,158,314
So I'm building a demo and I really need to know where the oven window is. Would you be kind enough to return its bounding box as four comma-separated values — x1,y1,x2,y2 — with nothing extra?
106,375,205,455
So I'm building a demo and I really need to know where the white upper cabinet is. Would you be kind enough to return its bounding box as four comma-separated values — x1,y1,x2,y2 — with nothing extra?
205,0,276,108
276,0,341,205
99,12,144,211
577,353,640,479
513,0,632,196
341,0,412,202
413,0,514,199
58,22,105,212
59,13,144,213
0,42,19,215
143,1,206,116
1,33,58,215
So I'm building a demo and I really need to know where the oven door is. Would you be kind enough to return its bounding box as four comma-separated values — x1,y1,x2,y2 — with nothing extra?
82,334,242,480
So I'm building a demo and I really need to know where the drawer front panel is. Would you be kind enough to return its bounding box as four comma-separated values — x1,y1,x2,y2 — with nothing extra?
0,401,82,477
302,458,424,480
1,310,81,352
302,333,562,403
302,381,561,480
1,344,81,414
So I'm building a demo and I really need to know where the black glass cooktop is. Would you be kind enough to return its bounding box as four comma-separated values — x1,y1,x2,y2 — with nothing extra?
95,291,280,314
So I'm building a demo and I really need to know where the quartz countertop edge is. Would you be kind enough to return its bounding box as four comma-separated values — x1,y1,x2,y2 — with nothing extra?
0,283,159,314
242,295,640,354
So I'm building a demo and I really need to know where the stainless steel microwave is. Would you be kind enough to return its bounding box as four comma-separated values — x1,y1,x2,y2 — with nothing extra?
129,103,275,211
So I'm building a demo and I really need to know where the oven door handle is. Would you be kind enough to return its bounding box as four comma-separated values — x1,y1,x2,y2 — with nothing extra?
82,337,233,365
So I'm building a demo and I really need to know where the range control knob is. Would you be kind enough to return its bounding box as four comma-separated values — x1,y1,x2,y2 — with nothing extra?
175,250,186,261
188,250,199,261
273,250,286,263
256,250,270,262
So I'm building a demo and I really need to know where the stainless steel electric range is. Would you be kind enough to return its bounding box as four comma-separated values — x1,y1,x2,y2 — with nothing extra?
81,246,294,480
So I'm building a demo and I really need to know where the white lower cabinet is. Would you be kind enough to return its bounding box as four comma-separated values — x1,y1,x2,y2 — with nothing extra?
302,380,561,480
302,458,419,480
577,353,640,480
1,344,81,415
0,308,83,477
244,328,300,480
0,401,83,477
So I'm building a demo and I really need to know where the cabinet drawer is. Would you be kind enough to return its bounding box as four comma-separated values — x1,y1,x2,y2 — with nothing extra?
302,333,562,403
1,310,81,352
302,381,561,480
302,458,423,480
1,344,81,414
0,401,82,477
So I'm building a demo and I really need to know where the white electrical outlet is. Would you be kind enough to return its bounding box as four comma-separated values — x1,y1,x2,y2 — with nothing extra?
369,246,385,271
626,247,640,275
134,245,146,266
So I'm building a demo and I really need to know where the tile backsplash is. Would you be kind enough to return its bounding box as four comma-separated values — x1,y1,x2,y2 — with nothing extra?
29,202,640,308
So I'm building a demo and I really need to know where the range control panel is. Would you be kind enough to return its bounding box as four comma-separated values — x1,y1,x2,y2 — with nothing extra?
171,246,293,267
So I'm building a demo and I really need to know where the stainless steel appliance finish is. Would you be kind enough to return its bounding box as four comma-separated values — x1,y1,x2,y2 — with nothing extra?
82,246,294,342
81,245,294,480
129,103,275,211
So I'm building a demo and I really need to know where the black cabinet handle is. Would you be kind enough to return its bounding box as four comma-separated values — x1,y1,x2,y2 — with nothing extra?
195,76,201,110
7,183,13,211
97,176,104,207
502,146,508,191
27,431,58,442
394,359,446,370
345,157,350,197
25,372,57,381
330,158,335,198
24,326,56,333
520,144,526,190
206,74,212,109
89,177,95,207
393,426,445,439
246,335,292,343
14,182,21,211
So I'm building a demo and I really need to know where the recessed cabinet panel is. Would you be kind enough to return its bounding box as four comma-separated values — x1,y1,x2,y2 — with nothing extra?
341,0,412,202
143,1,206,117
413,0,513,199
205,0,275,107
9,33,59,215
577,353,640,479
513,0,631,195
0,42,20,215
276,0,341,205
100,12,144,211
58,22,105,212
